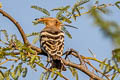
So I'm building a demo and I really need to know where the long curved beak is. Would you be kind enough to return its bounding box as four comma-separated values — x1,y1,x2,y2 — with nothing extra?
61,24,78,29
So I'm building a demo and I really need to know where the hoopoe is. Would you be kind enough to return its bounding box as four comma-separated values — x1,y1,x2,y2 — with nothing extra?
36,17,66,71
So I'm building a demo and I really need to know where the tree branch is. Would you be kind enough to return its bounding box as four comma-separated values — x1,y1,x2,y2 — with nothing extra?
0,9,104,80
85,60,110,80
0,59,18,65
35,62,69,80
0,9,42,54
0,9,28,44
62,59,103,80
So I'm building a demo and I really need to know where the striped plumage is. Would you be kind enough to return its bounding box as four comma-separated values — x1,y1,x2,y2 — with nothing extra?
37,17,66,71
40,30,64,57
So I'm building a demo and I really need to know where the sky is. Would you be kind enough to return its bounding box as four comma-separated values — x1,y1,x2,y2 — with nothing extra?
0,0,120,80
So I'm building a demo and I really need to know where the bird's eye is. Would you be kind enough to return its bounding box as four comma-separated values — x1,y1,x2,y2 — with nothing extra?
35,18,39,20
56,21,58,24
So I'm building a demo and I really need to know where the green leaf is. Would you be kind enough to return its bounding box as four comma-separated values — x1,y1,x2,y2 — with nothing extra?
2,47,11,51
14,63,22,78
14,63,23,79
59,15,72,23
99,58,107,70
62,27,72,39
37,62,44,67
72,10,76,21
104,65,110,73
10,71,16,79
32,36,39,44
31,5,50,16
0,66,7,69
20,52,26,61
22,46,35,54
40,72,44,80
15,40,23,48
26,32,40,37
0,70,4,79
29,48,36,54
65,11,72,17
73,0,90,8
45,72,50,80
72,0,90,20
88,49,96,57
68,67,75,76
112,48,120,62
36,56,41,62
75,70,78,80
4,70,10,80
0,30,9,41
77,6,85,10
51,8,62,11
17,69,21,78
22,67,27,78
115,1,120,10
51,5,70,11
10,65,14,70
68,67,78,80
51,71,55,78
56,71,63,78
97,8,108,14
63,5,70,11
14,66,18,74
53,5,71,20
99,63,104,70
30,55,36,63
75,7,81,16
113,64,118,71
56,11,64,19
10,34,17,40
51,68,57,78
111,72,116,80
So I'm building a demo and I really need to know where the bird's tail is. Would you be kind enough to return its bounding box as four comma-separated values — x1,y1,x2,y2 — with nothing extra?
51,56,66,71
51,60,66,71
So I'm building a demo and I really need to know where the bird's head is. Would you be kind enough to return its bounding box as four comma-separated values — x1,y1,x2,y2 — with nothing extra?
36,17,63,30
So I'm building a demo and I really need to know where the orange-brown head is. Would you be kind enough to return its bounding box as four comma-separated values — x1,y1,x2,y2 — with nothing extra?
36,17,62,30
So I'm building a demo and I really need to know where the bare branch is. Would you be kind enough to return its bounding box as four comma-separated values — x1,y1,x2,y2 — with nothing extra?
62,59,103,80
0,9,28,44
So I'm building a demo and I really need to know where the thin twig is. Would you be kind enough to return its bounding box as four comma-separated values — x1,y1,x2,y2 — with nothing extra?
53,74,59,80
62,59,103,80
70,49,84,64
85,60,110,80
64,51,71,59
69,3,114,19
35,62,69,80
0,59,18,65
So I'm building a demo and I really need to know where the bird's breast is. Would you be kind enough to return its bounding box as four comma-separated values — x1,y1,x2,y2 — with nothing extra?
40,29,64,56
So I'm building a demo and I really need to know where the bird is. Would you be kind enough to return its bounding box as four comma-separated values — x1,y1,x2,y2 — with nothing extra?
36,17,66,71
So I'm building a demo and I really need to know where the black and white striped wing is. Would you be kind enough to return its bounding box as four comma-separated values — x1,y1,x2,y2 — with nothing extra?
40,30,64,57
